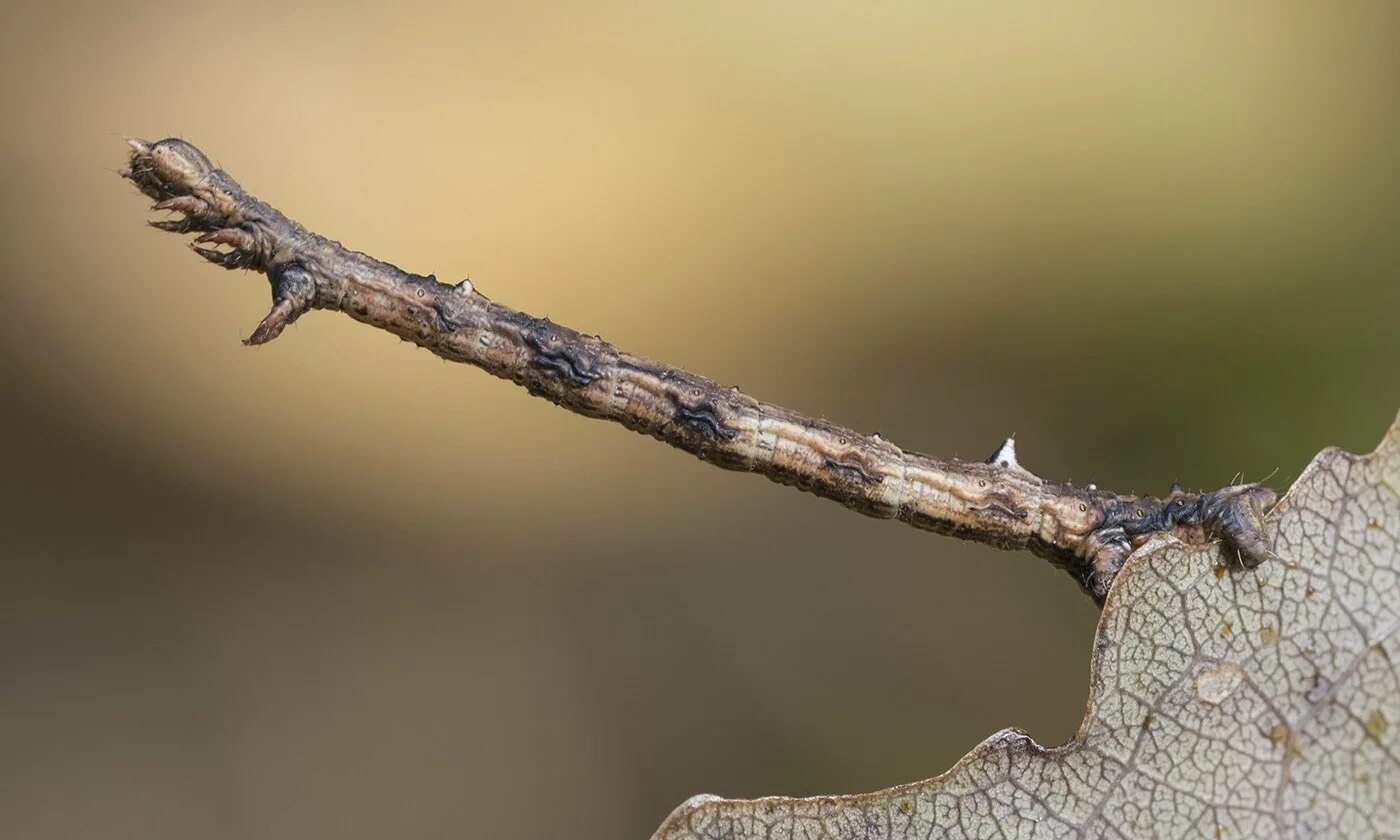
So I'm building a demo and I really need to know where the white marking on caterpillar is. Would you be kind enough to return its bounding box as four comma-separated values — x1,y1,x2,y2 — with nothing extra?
987,436,1019,470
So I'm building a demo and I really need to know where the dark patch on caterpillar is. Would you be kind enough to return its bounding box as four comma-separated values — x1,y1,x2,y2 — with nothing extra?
401,301,442,340
1102,487,1206,540
1088,482,1277,576
823,456,884,485
670,393,737,441
970,491,1028,519
433,299,462,332
523,320,601,386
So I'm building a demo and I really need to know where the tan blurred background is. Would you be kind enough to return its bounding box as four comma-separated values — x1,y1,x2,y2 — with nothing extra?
2,1,1398,837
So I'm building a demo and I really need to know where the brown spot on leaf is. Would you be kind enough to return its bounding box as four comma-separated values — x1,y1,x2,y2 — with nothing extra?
1365,710,1389,741
1267,724,1302,761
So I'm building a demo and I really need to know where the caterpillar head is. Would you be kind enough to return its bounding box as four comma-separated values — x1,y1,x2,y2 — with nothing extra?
122,137,216,201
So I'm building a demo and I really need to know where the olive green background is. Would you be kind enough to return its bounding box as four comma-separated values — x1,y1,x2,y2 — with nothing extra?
2,2,1398,838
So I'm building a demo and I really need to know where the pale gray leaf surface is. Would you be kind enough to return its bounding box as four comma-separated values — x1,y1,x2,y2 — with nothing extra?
652,413,1400,840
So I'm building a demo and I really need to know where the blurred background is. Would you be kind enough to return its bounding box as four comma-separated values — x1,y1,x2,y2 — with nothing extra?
2,1,1399,838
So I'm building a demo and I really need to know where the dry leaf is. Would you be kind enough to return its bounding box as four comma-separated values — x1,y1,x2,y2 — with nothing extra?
653,412,1400,839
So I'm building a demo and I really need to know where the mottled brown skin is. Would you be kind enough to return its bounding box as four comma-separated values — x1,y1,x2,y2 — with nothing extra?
120,137,1278,603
